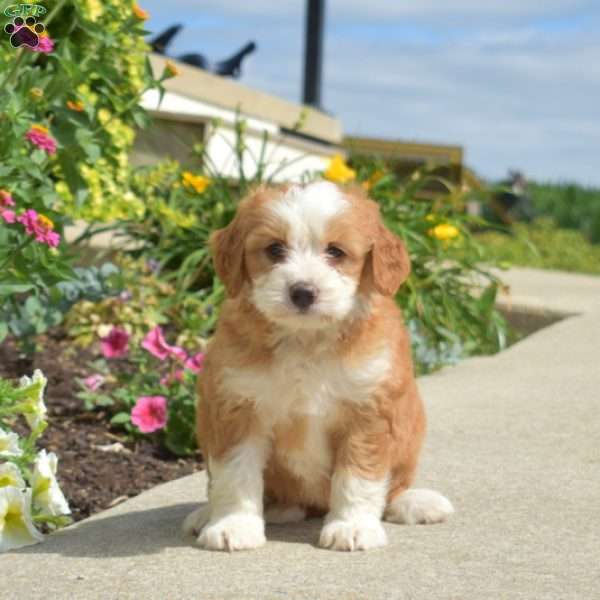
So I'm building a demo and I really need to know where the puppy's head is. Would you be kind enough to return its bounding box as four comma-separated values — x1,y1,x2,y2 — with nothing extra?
211,181,410,330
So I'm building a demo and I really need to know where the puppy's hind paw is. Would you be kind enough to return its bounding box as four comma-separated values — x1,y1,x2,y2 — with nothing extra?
265,504,306,524
384,488,454,525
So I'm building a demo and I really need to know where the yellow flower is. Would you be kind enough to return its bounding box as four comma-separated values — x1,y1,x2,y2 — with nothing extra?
0,463,25,489
165,60,180,77
324,155,356,184
84,0,104,22
156,201,197,229
67,100,84,112
0,430,22,457
97,108,111,124
32,450,71,517
0,487,44,551
29,88,43,99
30,124,49,135
182,171,210,194
37,215,54,231
133,4,149,20
428,223,460,241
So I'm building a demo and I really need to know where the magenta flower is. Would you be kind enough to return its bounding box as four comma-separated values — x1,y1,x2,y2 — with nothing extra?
185,352,205,373
0,190,16,224
31,35,54,54
83,374,105,391
1,210,16,224
160,369,185,386
17,209,60,247
131,396,168,433
142,326,187,362
100,327,129,359
25,125,57,154
0,190,14,207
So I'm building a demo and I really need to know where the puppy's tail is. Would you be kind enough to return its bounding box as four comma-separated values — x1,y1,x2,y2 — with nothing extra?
384,488,454,525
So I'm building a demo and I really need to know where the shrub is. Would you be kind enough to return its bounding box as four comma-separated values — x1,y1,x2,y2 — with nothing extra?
350,158,507,372
0,370,71,552
67,138,508,455
0,0,171,346
529,182,600,244
476,218,600,275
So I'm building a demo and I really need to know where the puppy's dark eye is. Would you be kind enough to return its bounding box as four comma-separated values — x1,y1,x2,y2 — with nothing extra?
326,244,345,259
265,242,286,261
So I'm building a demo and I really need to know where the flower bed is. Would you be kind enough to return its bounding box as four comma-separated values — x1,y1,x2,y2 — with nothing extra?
0,334,202,523
1,0,511,551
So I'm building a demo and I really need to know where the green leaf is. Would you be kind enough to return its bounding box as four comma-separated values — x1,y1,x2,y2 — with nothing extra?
0,283,35,296
110,412,131,425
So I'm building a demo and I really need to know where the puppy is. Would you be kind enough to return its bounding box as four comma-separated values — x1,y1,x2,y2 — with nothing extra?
183,181,453,551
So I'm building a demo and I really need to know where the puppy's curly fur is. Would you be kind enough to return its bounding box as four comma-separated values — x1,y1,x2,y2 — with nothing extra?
183,182,453,551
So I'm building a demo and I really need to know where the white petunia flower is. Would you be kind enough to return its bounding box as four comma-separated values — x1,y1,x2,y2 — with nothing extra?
0,430,23,457
0,463,26,489
0,486,44,552
31,450,71,517
18,370,48,430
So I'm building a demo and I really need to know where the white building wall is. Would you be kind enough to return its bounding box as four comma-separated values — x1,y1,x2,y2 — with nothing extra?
140,89,333,182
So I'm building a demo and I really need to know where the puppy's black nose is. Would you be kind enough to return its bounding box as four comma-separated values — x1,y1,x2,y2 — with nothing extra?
289,282,318,310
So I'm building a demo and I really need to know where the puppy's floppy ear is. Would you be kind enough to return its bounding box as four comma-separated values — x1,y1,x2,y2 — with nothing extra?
371,223,411,296
210,217,247,298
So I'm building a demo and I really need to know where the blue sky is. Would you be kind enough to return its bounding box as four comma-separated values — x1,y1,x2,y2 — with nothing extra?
143,1,600,185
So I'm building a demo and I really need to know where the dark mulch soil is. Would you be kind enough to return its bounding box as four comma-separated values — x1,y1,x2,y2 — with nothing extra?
0,331,203,521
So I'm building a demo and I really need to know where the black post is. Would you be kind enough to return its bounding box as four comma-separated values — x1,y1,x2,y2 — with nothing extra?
302,0,325,108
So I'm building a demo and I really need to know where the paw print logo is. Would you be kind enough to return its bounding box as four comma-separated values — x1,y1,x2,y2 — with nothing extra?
4,16,45,48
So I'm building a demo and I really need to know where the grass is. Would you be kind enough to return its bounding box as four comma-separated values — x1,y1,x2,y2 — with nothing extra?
530,182,600,243
476,218,600,275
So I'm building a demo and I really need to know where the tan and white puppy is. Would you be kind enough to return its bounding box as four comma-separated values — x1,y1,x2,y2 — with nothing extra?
183,181,453,552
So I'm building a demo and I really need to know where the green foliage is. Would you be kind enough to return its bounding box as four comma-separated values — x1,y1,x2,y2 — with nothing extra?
65,257,206,349
1,263,122,346
76,326,202,456
476,218,600,275
0,0,168,347
530,182,600,243
352,160,508,373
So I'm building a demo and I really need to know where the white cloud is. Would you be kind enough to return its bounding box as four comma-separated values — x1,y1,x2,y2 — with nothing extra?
144,1,600,184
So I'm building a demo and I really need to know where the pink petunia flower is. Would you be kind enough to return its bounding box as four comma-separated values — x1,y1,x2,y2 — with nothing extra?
25,125,57,154
131,396,168,433
141,326,187,362
1,209,16,224
160,369,185,386
184,352,205,373
100,327,129,359
32,35,54,54
83,374,105,391
17,209,61,247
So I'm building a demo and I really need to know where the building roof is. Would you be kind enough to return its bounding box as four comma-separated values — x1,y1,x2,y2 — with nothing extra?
149,54,342,145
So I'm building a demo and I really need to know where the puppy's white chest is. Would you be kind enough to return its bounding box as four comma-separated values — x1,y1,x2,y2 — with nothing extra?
223,339,391,421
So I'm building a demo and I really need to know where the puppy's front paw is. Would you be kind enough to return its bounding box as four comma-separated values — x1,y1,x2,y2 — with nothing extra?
319,515,387,551
197,513,266,552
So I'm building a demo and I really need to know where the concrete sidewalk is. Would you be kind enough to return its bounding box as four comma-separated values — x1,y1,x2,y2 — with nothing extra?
3,269,600,599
